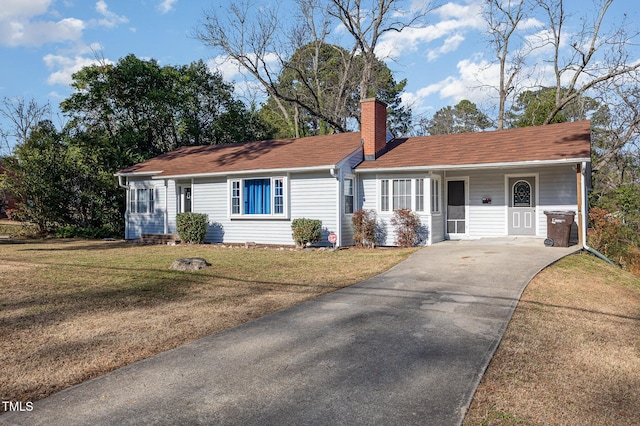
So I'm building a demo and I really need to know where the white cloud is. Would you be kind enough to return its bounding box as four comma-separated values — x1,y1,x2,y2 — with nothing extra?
43,44,113,86
0,17,85,47
403,56,499,114
94,1,128,28
0,0,51,20
157,0,178,14
207,53,281,82
427,33,465,61
0,0,84,47
207,56,245,82
0,1,128,47
376,1,484,60
518,17,544,31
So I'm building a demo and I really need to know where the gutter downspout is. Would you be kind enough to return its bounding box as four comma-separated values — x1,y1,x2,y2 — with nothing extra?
579,161,615,265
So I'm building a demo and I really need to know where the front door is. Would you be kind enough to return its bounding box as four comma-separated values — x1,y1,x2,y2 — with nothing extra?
447,180,467,238
508,177,535,235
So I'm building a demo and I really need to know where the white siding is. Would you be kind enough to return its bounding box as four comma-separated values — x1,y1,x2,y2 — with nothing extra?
339,148,363,246
538,165,578,238
166,180,177,234
125,178,167,239
124,162,579,245
290,173,338,245
358,172,431,247
446,165,578,238
447,169,507,238
191,177,226,243
171,171,339,246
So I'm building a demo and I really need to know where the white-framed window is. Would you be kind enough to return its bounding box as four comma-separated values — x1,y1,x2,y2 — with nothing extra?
380,179,390,211
231,181,241,214
431,177,441,214
393,179,412,210
380,178,417,211
415,178,425,212
273,178,284,214
344,177,354,214
129,188,155,214
229,177,287,217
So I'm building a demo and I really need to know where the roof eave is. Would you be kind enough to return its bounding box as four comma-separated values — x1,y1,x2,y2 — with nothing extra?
354,157,591,173
150,164,341,180
114,170,164,177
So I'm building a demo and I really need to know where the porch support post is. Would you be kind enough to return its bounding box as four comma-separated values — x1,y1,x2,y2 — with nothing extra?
576,163,583,247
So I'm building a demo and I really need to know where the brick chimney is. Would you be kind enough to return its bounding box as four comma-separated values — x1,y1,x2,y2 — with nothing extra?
361,98,388,161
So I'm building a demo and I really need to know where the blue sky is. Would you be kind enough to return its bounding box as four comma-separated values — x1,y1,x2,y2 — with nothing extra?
1,0,638,150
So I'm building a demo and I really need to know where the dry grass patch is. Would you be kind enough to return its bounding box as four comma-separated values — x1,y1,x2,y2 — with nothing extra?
464,252,640,425
0,239,416,407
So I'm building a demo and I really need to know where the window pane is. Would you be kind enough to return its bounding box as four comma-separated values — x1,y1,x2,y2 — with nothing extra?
129,189,136,213
273,178,284,214
431,179,440,213
137,189,148,213
393,179,411,210
513,181,531,207
231,181,240,214
415,179,424,211
344,178,353,196
380,180,389,211
344,178,354,214
244,179,271,214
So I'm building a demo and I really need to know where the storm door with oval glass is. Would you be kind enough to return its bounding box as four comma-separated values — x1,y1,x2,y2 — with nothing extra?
508,177,535,235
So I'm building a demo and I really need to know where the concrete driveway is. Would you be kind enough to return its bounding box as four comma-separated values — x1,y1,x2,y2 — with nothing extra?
1,238,579,426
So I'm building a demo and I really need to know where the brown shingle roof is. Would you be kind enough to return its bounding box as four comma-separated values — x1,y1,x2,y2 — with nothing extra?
118,120,591,177
117,132,362,177
356,120,591,170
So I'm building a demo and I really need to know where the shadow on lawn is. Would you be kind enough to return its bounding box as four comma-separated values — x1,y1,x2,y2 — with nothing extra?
1,260,344,338
2,238,131,251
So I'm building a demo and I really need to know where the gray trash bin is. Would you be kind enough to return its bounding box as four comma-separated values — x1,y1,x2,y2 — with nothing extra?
544,211,575,247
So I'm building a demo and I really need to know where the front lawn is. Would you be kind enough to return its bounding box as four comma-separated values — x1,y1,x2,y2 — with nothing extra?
464,253,640,425
0,239,416,405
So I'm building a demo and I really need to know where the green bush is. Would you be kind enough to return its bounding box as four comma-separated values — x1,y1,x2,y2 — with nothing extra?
176,212,209,244
391,209,422,247
352,209,378,248
291,218,322,247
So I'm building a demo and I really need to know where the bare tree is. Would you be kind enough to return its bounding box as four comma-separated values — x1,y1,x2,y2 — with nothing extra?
0,97,51,154
484,0,528,130
591,78,640,191
194,0,428,136
326,0,427,100
536,0,640,125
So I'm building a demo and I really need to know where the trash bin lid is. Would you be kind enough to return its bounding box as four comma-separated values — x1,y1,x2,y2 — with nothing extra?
543,210,576,216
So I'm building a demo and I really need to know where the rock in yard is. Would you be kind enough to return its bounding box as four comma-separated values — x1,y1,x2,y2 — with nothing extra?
170,257,211,272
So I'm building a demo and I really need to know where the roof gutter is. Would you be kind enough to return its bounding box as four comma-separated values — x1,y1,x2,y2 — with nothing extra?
144,164,342,180
114,170,164,178
353,157,591,174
